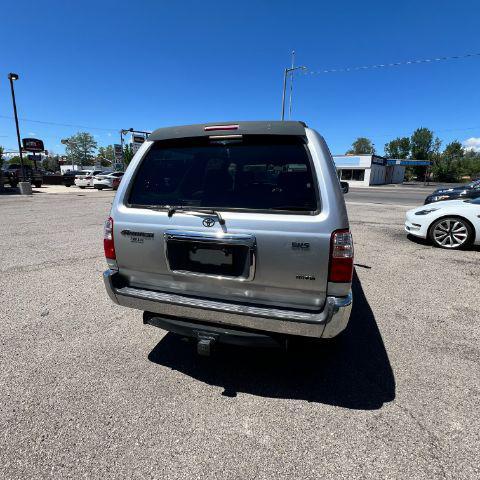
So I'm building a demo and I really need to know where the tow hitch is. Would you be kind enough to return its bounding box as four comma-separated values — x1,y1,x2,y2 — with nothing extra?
195,332,218,356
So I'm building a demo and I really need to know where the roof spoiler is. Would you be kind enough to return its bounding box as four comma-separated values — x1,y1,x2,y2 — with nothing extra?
148,121,307,142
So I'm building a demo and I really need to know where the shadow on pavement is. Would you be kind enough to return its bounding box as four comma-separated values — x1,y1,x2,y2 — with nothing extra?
406,233,431,246
407,233,480,252
148,271,396,410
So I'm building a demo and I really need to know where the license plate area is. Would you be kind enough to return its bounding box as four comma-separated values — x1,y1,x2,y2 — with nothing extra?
164,230,256,281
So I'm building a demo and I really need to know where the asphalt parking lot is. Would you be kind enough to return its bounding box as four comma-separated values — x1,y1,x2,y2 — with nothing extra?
1,186,479,479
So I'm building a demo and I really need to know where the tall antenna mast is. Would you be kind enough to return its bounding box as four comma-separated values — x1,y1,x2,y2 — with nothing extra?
288,50,295,119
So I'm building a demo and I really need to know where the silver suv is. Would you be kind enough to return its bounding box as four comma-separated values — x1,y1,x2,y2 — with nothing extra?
103,121,353,354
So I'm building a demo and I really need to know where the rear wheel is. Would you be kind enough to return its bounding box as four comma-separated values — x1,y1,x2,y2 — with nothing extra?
34,182,42,188
79,186,86,189
429,217,473,249
9,181,18,188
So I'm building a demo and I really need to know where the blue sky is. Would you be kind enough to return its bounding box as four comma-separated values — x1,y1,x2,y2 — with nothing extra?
1,0,480,156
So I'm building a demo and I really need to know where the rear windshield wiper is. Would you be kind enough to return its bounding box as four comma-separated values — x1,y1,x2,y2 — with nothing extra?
167,206,226,225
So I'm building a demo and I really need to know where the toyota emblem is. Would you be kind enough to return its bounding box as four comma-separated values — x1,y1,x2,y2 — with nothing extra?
203,217,216,227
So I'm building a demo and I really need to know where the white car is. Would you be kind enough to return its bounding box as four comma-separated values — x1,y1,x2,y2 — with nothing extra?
93,172,124,190
405,197,480,249
74,170,103,188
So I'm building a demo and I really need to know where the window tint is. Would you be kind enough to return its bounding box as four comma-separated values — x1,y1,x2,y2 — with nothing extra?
129,135,317,212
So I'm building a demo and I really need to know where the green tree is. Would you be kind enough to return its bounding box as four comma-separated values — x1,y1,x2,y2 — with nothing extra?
346,137,375,155
8,155,33,166
443,140,463,159
462,150,480,178
0,146,4,170
431,141,464,182
64,132,98,166
123,144,135,165
384,137,410,158
410,128,436,160
98,145,115,164
42,152,60,172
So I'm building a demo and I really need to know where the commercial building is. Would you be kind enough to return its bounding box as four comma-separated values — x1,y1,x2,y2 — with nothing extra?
333,154,430,187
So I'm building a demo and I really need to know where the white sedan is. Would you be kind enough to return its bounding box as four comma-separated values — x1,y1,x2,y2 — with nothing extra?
93,172,124,190
74,170,103,188
405,197,480,249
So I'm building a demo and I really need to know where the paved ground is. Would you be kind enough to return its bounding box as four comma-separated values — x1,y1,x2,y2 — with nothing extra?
347,184,442,206
0,188,479,479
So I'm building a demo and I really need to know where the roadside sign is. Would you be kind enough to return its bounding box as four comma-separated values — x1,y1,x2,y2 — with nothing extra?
132,135,145,144
130,135,146,155
22,138,44,152
114,144,123,161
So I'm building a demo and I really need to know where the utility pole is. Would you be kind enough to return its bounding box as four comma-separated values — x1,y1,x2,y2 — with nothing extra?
8,73,25,181
281,55,307,120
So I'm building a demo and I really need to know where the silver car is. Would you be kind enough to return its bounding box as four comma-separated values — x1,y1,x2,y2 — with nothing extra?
103,121,353,354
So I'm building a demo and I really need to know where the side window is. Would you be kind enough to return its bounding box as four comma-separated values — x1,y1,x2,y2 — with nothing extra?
352,169,365,181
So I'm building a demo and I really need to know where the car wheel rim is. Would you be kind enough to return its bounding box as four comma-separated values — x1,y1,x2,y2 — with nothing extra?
433,219,468,248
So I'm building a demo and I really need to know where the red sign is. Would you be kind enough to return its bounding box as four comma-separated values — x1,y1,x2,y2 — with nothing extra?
22,138,45,153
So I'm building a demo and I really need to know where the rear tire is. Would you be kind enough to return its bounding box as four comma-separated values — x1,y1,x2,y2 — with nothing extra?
9,181,18,188
79,186,86,189
428,216,474,249
34,182,42,188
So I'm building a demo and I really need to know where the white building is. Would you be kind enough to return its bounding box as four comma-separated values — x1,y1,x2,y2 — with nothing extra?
333,154,429,187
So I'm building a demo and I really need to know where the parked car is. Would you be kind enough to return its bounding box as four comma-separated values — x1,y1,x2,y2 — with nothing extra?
103,121,354,355
74,170,103,188
62,170,80,187
405,197,480,249
93,171,124,190
3,164,43,188
424,180,480,204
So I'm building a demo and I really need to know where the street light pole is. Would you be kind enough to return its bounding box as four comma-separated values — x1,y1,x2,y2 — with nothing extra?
281,68,288,121
8,73,25,181
281,64,307,120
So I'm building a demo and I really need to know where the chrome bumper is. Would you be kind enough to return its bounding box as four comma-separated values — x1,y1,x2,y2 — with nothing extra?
103,270,352,338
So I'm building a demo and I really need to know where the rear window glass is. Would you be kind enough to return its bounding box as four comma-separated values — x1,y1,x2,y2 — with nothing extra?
128,135,318,212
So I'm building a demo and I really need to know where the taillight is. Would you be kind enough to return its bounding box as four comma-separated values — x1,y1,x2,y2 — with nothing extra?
85,176,92,180
204,124,239,131
329,230,354,283
104,217,116,260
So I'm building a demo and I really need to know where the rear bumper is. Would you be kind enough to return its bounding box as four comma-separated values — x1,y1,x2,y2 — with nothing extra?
94,180,112,188
103,269,352,338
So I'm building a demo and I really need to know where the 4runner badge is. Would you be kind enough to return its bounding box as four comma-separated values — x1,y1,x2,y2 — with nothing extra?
121,230,154,244
203,218,216,227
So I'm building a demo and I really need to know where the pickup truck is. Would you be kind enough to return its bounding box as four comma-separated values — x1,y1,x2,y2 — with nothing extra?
3,164,43,188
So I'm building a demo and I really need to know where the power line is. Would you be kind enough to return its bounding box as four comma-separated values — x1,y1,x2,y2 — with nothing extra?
0,115,115,132
305,52,480,75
